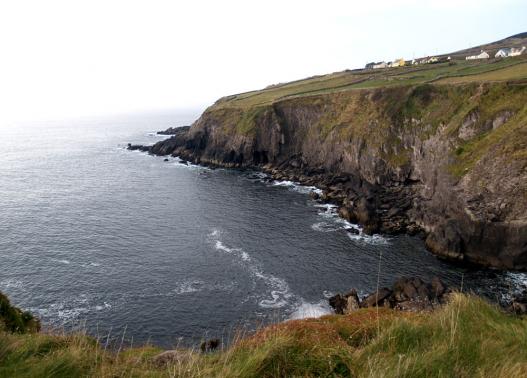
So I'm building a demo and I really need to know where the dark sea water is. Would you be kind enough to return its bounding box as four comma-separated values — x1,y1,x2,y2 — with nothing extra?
1,110,526,348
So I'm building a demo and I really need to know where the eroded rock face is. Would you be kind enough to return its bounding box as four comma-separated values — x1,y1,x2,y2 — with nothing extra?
133,82,527,269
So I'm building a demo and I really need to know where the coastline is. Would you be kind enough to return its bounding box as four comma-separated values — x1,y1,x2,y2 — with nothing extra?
128,80,527,271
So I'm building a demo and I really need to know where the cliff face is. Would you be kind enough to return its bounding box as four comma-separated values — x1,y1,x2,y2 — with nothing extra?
150,82,527,269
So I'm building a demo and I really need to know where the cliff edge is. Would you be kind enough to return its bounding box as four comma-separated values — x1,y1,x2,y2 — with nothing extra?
145,56,527,269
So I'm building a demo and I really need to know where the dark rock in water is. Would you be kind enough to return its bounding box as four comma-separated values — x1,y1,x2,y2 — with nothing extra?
346,228,360,235
309,191,320,200
507,291,527,315
164,158,169,162
200,338,220,353
330,277,449,314
157,126,190,135
328,294,347,315
127,143,151,152
361,288,392,308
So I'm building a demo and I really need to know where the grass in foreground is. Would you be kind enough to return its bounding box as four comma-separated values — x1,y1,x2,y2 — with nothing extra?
1,293,527,377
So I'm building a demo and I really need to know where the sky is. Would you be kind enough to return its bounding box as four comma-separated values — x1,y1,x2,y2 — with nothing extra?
0,0,525,123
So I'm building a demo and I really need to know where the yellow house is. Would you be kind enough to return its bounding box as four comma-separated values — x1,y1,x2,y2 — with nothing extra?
394,58,405,67
389,58,406,68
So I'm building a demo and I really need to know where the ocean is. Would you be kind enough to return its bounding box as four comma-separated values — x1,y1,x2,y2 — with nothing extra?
1,110,525,347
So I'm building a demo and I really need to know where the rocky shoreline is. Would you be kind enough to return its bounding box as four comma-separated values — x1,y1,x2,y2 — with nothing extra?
328,276,527,316
128,127,422,238
127,127,524,269
128,81,527,271
329,277,450,315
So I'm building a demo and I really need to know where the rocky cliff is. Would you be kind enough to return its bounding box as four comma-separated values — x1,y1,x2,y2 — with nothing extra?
144,81,527,269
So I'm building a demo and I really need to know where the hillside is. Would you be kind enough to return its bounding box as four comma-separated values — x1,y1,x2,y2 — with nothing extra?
447,32,527,60
209,42,527,110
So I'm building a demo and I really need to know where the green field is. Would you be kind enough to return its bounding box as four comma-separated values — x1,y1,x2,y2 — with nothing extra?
213,56,527,110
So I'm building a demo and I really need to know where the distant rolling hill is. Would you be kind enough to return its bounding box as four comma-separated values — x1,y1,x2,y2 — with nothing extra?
445,32,527,60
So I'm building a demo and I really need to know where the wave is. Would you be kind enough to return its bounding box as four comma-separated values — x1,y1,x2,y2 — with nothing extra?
289,300,333,320
209,229,294,309
53,259,71,265
502,272,527,302
271,180,323,195
346,232,390,245
31,295,92,324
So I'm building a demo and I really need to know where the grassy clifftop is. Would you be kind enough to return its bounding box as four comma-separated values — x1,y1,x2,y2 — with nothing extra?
211,55,527,111
2,294,527,377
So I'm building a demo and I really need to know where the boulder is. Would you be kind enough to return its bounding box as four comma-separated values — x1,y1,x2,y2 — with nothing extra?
329,294,347,314
329,277,449,314
508,291,527,315
360,288,392,308
344,289,360,313
200,338,220,353
431,276,446,297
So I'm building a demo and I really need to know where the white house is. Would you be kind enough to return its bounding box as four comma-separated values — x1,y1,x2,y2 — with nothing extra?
372,62,388,69
511,46,526,56
466,51,490,60
495,46,526,58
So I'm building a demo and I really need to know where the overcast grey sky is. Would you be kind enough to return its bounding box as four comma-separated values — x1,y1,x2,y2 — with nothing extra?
0,0,525,123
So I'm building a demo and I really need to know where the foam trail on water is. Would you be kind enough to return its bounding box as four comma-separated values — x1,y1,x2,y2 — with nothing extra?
208,229,295,309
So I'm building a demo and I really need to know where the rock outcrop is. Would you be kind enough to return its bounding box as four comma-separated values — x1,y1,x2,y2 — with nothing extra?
157,126,190,135
329,277,450,314
130,81,527,269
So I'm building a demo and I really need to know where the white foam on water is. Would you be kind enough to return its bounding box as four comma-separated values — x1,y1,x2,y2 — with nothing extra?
502,272,527,301
95,302,111,311
147,132,169,137
272,180,296,187
0,278,24,289
346,232,390,245
271,180,323,195
32,295,92,323
210,229,295,309
53,259,71,265
172,280,205,295
289,300,333,320
170,157,212,171
312,202,390,245
311,221,341,232
80,261,102,268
